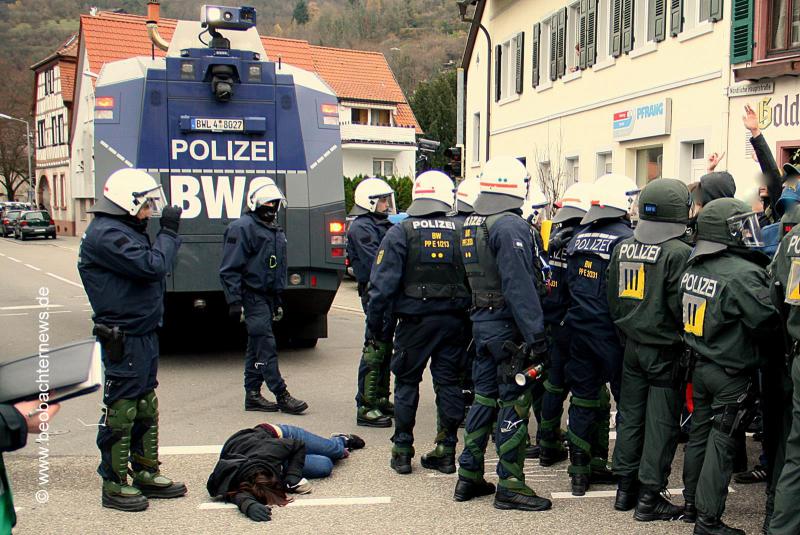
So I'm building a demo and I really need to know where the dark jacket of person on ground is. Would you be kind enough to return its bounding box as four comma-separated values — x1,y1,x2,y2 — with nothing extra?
207,424,305,522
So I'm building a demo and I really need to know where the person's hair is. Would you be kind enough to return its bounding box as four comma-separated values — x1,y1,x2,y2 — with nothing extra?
228,469,292,507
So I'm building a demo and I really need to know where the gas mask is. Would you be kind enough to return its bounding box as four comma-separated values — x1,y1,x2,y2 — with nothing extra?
256,202,279,223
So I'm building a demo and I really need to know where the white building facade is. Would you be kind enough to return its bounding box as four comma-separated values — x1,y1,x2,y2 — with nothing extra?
460,0,755,200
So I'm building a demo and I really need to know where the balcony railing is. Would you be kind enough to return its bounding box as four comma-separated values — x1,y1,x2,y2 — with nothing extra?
339,122,416,145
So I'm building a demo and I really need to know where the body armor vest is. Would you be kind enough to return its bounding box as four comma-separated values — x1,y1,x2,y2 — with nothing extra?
460,213,508,308
401,218,469,300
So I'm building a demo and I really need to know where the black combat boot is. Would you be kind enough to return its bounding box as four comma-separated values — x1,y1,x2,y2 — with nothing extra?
390,446,413,475
569,448,591,496
590,460,617,485
539,446,568,467
693,514,745,535
454,477,496,502
634,489,683,521
245,390,279,412
682,501,697,523
276,391,308,414
356,406,392,427
525,442,541,459
420,444,456,474
494,487,553,512
614,476,639,512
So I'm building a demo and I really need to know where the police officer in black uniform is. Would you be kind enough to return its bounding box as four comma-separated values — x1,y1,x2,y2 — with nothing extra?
367,171,470,474
346,177,397,427
454,156,552,512
537,182,592,466
220,179,307,415
79,169,187,511
564,173,639,496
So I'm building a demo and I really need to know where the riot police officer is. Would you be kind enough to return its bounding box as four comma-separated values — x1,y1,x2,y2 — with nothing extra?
347,177,397,427
366,171,470,475
768,204,800,535
606,179,692,520
454,156,552,512
78,169,187,511
219,179,308,415
538,182,592,466
679,198,777,535
565,173,639,496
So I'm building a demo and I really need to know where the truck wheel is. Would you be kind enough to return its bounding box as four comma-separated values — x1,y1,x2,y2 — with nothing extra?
290,338,318,349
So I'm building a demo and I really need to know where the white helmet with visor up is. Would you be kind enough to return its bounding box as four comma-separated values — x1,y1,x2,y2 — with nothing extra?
247,178,287,212
581,173,641,225
407,170,455,216
352,177,396,216
473,156,530,215
90,168,166,217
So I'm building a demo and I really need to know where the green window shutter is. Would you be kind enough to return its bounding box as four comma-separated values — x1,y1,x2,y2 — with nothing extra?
516,32,525,94
532,23,541,87
579,0,588,69
670,0,684,36
730,0,753,63
611,0,623,56
550,16,558,81
709,0,724,21
650,0,667,42
587,0,598,66
621,0,635,53
495,44,502,102
557,7,567,78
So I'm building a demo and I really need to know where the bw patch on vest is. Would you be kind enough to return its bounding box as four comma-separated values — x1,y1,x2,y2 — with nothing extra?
420,229,453,263
461,227,478,264
619,261,645,300
376,250,385,265
786,258,800,306
683,293,707,337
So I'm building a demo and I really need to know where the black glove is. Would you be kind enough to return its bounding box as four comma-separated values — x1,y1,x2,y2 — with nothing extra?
229,303,243,321
528,340,550,368
245,502,271,522
160,206,182,234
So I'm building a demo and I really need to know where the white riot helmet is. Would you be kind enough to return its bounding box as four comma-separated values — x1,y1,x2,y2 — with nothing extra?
247,178,286,212
89,168,166,217
407,170,455,216
521,184,548,224
455,177,480,214
581,173,640,225
553,182,593,224
351,177,396,216
473,156,530,216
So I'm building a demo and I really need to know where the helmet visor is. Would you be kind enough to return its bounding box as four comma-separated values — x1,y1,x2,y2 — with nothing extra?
371,192,396,215
137,185,166,217
727,211,763,248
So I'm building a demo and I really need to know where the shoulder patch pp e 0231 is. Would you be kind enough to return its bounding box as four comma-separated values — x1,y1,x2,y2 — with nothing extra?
376,250,385,265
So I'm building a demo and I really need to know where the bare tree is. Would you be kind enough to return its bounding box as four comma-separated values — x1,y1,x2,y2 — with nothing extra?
0,121,31,202
532,130,569,219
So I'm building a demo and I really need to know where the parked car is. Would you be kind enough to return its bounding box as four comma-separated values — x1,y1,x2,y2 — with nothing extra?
1,210,22,237
14,211,56,240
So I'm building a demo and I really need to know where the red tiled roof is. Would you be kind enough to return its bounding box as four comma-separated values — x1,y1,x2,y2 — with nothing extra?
75,12,419,132
59,60,77,103
80,12,177,76
262,36,315,71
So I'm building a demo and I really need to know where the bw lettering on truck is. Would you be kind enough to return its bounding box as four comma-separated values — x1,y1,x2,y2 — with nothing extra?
92,8,346,346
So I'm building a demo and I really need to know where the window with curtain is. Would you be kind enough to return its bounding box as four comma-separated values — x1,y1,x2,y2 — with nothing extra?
770,0,800,51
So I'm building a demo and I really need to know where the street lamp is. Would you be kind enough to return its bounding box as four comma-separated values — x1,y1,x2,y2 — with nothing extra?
0,113,34,204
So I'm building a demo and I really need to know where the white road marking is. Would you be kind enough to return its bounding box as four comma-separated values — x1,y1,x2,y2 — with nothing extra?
199,496,391,510
160,445,222,455
45,272,83,289
0,313,28,317
551,487,734,500
7,256,21,263
24,264,41,271
0,252,5,256
0,304,63,311
330,304,364,315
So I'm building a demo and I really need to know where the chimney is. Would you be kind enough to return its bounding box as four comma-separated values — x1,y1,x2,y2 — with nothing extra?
147,0,160,23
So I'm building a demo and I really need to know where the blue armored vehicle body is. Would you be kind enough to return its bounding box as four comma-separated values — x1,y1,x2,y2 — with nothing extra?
92,7,345,346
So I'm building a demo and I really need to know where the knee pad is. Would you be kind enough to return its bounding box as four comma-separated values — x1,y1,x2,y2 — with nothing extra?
136,391,159,422
106,398,137,430
363,341,389,370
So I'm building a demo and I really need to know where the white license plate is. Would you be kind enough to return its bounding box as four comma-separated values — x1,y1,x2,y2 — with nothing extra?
192,118,244,132
34,229,45,233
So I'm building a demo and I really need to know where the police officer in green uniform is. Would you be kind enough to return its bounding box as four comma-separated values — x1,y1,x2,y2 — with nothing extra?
607,179,691,521
767,204,800,535
679,198,778,535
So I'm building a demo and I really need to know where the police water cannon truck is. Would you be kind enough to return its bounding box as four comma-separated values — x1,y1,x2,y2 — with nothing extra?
93,5,346,346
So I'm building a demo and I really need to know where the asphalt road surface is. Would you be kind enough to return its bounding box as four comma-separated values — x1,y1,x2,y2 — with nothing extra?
1,235,769,534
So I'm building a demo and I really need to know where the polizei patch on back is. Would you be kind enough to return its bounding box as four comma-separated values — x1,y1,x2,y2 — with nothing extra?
617,243,662,264
411,220,456,230
619,261,645,299
571,232,618,259
680,272,719,299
